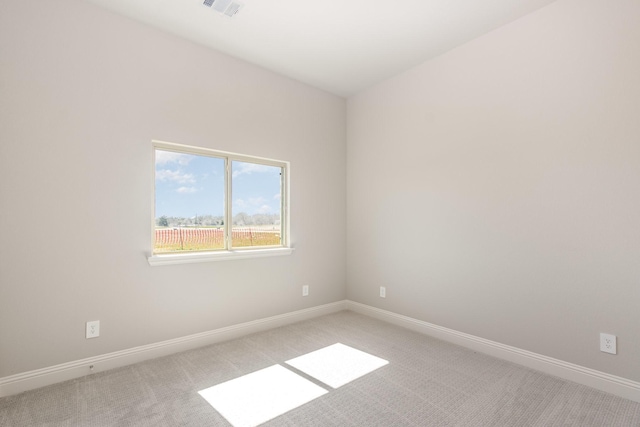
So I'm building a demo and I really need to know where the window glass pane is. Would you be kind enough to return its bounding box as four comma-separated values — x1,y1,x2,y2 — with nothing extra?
231,161,282,248
154,150,225,253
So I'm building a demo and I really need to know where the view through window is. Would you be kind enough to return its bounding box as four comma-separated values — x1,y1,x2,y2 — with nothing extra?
153,141,287,254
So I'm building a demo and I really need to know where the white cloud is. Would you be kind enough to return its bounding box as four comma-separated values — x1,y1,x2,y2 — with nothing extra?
234,198,248,210
249,197,267,205
233,197,272,214
234,197,267,208
273,193,281,200
176,186,198,194
156,169,196,184
232,163,273,178
155,151,192,166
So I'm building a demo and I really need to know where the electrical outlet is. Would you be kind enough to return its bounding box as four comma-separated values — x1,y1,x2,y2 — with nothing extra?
379,286,386,298
600,333,616,354
302,285,309,297
86,320,100,339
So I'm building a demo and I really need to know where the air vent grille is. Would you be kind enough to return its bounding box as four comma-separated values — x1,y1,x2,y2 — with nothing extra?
223,2,242,17
211,0,231,13
203,0,243,18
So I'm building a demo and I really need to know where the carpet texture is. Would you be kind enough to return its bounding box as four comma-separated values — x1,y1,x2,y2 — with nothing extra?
1,311,639,426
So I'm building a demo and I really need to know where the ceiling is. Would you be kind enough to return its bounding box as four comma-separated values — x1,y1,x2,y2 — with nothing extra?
85,0,557,97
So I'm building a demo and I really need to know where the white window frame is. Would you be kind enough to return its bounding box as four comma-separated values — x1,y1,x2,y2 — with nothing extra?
148,140,292,266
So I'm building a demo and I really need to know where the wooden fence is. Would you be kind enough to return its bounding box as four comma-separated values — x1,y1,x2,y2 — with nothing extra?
154,227,280,252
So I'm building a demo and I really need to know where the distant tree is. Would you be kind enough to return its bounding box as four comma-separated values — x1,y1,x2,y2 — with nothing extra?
158,216,169,227
233,212,251,226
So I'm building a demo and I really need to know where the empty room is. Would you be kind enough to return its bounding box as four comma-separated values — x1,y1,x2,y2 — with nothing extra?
1,0,639,425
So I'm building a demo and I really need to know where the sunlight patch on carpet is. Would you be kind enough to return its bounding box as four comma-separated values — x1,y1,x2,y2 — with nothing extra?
286,342,388,388
198,364,327,427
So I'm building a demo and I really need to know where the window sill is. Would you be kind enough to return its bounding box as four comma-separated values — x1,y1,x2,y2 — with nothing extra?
147,247,294,266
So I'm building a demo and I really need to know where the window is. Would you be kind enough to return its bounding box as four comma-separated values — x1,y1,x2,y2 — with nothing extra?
149,140,290,265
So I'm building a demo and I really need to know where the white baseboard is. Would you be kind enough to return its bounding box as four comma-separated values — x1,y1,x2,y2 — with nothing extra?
0,301,347,398
346,300,640,403
4,299,638,404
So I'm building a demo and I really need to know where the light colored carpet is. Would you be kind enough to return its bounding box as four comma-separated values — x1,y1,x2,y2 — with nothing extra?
285,342,388,389
199,364,327,427
1,311,639,426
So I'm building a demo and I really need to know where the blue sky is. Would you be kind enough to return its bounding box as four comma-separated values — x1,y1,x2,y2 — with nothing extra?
155,150,281,218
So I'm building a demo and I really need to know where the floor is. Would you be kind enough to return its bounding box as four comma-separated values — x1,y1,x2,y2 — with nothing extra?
1,311,639,426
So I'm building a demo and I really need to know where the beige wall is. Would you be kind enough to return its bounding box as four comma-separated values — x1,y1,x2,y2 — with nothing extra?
347,0,640,381
2,0,639,387
0,0,346,377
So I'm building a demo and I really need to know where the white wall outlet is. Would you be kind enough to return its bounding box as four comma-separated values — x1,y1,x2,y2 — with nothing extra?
302,285,309,297
379,286,386,298
600,333,616,354
86,320,100,339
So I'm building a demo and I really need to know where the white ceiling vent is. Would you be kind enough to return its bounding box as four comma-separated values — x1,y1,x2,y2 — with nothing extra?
222,2,242,17
203,0,243,18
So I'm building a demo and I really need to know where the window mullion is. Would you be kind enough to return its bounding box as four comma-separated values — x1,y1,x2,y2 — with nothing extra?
225,158,233,250
280,168,286,246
